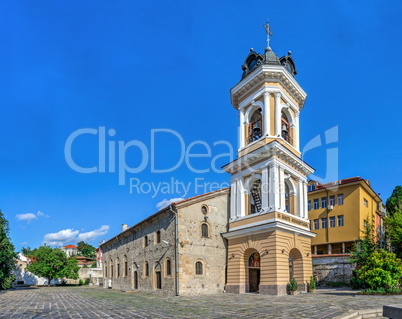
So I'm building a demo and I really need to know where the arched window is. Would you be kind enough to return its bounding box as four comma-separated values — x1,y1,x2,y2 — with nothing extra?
201,223,209,238
110,259,113,278
166,259,172,276
144,235,148,247
284,179,295,215
195,261,203,275
281,111,292,144
156,230,161,243
145,261,149,277
104,262,107,278
116,257,120,278
124,255,128,277
250,179,262,214
248,108,263,143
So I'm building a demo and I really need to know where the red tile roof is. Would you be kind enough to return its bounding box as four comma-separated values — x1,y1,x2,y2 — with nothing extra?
63,244,77,249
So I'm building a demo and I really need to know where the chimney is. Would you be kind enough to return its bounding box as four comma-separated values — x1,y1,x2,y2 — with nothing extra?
122,224,128,231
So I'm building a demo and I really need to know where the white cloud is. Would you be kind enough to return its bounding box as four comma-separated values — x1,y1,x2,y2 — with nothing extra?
77,225,110,242
16,210,49,222
156,198,184,209
43,225,110,246
16,213,37,222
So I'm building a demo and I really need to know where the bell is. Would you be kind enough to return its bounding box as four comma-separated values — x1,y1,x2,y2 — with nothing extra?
253,123,261,133
282,124,288,132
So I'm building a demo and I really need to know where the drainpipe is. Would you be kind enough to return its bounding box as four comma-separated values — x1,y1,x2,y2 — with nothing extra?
169,205,179,296
324,187,330,252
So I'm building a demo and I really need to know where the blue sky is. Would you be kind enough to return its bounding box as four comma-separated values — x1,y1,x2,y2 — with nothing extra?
1,1,401,251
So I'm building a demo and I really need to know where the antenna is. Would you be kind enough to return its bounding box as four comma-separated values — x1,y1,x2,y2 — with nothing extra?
263,21,273,47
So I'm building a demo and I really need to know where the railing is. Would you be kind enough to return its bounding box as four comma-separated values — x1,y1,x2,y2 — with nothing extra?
282,131,293,145
247,118,263,144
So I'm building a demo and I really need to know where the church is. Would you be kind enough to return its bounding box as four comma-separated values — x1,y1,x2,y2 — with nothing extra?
100,28,315,295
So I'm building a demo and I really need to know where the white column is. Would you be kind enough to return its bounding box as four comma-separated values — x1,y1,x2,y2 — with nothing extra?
261,166,269,211
269,164,280,211
294,110,300,151
303,181,308,219
279,167,285,211
230,180,237,220
298,179,304,218
263,92,270,136
274,92,282,136
239,108,246,148
237,178,245,217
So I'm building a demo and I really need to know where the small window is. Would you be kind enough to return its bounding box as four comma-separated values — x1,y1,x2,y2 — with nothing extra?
124,261,128,277
144,235,148,247
308,201,311,211
308,184,316,192
321,218,327,229
201,205,208,215
117,260,120,278
314,199,319,210
329,196,335,206
314,219,319,230
321,197,327,208
145,262,149,277
329,216,336,228
337,194,344,205
105,265,108,278
201,223,209,238
338,215,344,227
166,259,171,276
111,265,114,278
195,261,203,275
156,230,161,244
363,198,368,207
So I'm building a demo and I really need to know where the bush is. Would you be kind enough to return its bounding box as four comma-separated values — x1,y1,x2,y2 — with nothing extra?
84,278,90,285
288,277,298,292
357,250,402,292
350,276,367,290
309,276,316,291
91,261,97,268
78,279,84,286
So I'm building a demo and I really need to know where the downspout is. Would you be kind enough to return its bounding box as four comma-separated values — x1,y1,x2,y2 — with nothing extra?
324,187,330,249
169,205,179,296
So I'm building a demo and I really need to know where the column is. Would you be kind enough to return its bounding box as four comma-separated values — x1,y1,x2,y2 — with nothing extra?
314,245,317,255
239,108,246,148
274,92,282,136
328,244,332,255
263,91,270,136
261,166,269,211
237,178,245,217
294,110,300,150
269,164,280,211
230,180,237,219
279,167,285,211
303,181,308,219
297,179,304,218
342,242,345,254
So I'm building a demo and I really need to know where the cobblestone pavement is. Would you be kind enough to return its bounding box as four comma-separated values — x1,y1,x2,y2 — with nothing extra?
0,286,399,319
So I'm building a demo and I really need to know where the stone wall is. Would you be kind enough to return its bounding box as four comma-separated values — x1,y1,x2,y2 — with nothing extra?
312,255,354,284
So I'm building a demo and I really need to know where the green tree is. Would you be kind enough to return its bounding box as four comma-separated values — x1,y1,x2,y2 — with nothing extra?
350,217,377,267
357,249,402,292
27,246,79,285
21,246,32,257
386,186,402,216
0,211,17,290
384,210,402,258
77,241,96,260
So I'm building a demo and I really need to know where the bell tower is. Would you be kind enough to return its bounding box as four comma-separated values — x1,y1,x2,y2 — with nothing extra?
222,29,315,295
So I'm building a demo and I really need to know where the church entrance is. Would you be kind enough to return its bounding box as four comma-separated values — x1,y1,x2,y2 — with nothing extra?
248,252,260,292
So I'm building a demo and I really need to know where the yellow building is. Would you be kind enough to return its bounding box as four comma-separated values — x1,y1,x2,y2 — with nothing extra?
222,35,315,294
308,177,384,256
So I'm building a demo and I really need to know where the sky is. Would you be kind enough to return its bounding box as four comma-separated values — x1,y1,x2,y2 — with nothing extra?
1,1,401,252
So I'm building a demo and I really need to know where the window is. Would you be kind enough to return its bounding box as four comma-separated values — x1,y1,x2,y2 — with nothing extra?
166,259,171,276
105,265,107,278
156,230,161,244
124,260,128,277
195,261,203,275
321,197,327,208
201,223,209,238
145,262,149,277
337,194,344,205
308,201,311,211
144,236,148,247
249,179,262,214
329,216,335,228
248,108,263,143
117,259,120,278
314,219,319,230
111,264,114,278
308,184,316,192
201,205,208,215
363,198,368,207
314,199,319,210
338,215,344,227
321,218,327,229
156,271,162,289
329,195,335,206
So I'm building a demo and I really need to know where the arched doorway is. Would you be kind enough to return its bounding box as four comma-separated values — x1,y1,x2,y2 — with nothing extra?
134,271,138,289
289,248,303,283
248,252,260,292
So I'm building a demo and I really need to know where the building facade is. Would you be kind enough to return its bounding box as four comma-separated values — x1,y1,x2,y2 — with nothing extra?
100,189,229,295
60,244,78,257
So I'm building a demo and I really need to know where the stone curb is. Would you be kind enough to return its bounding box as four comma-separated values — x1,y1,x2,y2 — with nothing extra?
332,308,383,319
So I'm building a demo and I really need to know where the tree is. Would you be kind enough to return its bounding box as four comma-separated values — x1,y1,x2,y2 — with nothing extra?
386,186,402,216
21,246,32,257
0,211,17,290
357,250,402,292
384,210,402,258
77,241,96,260
27,246,79,285
350,217,377,267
